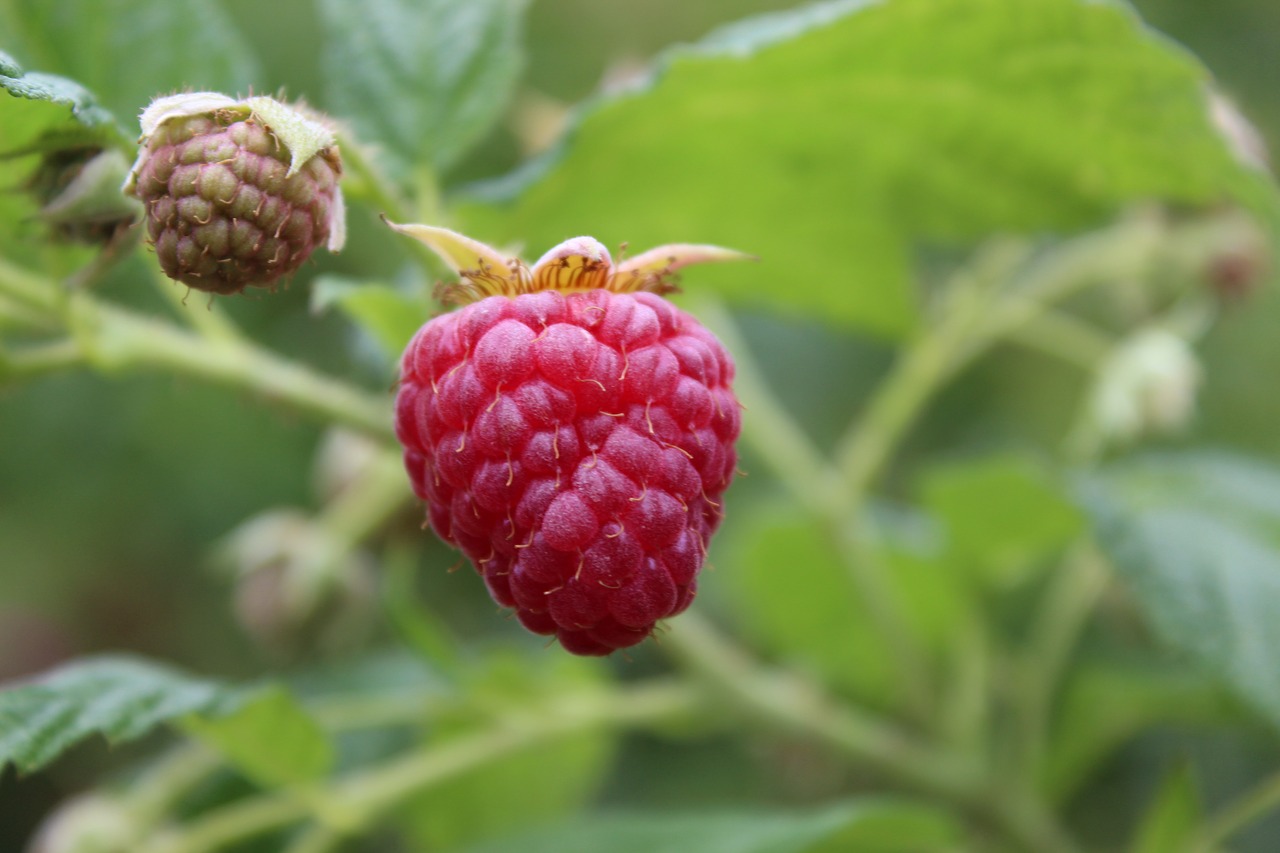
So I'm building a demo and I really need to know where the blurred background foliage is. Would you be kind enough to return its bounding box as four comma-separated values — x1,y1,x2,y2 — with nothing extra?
2,0,1280,851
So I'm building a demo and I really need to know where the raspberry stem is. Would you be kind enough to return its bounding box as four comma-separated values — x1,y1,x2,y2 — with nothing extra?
0,256,395,442
661,611,1081,853
0,337,83,381
147,263,244,342
688,294,935,713
1196,769,1280,853
138,681,702,853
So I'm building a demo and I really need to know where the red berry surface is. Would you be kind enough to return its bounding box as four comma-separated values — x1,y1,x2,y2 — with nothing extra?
395,288,740,655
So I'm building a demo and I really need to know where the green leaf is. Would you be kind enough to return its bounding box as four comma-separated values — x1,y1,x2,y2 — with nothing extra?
1,54,127,260
0,656,333,781
1043,660,1232,803
920,452,1083,586
1130,762,1202,853
1081,451,1280,732
461,0,1273,336
722,502,965,704
0,52,118,132
311,275,430,360
181,687,333,787
0,655,245,773
458,800,961,853
0,0,262,122
320,0,528,178
398,652,614,850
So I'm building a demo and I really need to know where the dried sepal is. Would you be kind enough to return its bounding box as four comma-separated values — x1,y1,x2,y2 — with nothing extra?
385,220,750,305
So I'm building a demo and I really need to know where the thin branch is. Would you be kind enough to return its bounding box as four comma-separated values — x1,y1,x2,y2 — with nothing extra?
141,681,701,853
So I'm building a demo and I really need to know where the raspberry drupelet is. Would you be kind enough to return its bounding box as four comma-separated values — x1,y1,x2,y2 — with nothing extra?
125,93,345,294
389,223,745,655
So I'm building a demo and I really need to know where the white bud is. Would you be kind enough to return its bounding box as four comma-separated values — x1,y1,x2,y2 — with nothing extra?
1091,327,1202,444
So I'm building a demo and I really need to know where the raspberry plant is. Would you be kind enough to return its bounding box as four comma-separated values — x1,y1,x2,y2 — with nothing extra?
2,1,1280,852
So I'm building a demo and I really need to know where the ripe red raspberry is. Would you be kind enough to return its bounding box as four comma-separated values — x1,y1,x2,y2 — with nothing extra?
125,93,346,294
389,223,745,655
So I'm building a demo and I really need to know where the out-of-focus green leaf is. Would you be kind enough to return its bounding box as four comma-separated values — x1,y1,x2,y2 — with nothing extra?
723,506,894,701
0,656,245,773
1,53,127,261
458,800,961,853
921,452,1082,585
0,1,262,121
1082,451,1280,733
722,502,965,705
462,0,1273,337
319,0,528,179
311,275,430,360
397,652,614,850
1043,660,1233,803
1130,762,1202,853
181,687,333,787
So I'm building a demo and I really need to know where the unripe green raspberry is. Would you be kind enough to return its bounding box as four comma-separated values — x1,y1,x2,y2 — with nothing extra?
124,93,346,294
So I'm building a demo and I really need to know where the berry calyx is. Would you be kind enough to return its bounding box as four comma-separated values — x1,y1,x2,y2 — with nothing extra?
389,223,746,655
125,93,346,294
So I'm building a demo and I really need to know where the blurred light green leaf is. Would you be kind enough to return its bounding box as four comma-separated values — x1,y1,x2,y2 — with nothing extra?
920,452,1083,585
1130,762,1202,853
722,502,965,704
0,0,262,122
462,0,1272,336
319,0,528,178
398,652,614,850
181,686,334,787
0,655,246,773
1082,451,1280,732
458,800,961,853
311,275,430,361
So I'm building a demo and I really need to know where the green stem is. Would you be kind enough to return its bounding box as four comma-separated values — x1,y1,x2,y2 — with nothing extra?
1195,770,1280,853
662,611,1080,853
317,449,412,548
338,135,413,224
0,260,394,441
937,615,991,758
76,299,394,443
307,690,457,731
832,237,1017,497
126,746,224,828
382,543,463,675
281,825,342,853
685,296,840,514
0,254,62,315
0,338,84,380
338,135,444,276
1015,547,1109,785
149,264,243,342
688,296,932,710
0,293,58,330
142,680,700,853
661,611,975,798
1001,309,1114,371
